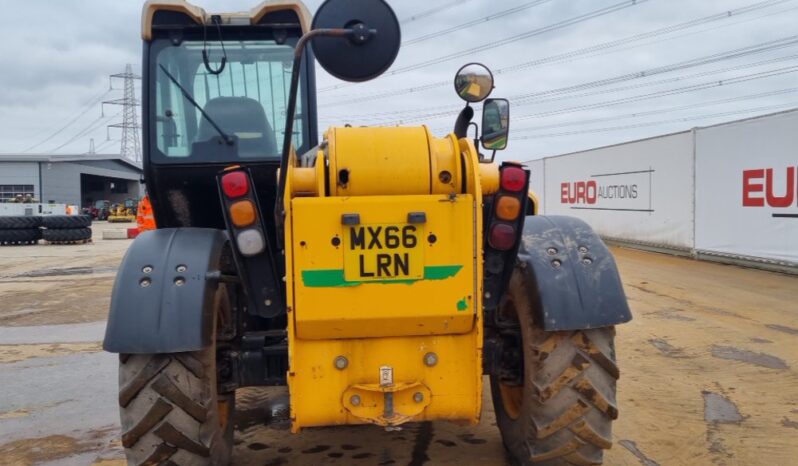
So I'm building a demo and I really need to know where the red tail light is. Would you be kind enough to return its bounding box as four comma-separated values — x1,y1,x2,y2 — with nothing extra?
222,171,249,198
500,166,526,192
489,223,516,250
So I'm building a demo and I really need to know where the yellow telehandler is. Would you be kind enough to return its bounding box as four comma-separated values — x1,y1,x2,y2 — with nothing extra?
103,1,632,464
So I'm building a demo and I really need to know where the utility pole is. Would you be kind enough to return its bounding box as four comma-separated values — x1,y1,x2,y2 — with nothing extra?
103,64,142,163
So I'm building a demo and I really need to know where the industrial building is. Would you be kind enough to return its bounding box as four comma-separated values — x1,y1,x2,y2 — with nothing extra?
0,154,142,207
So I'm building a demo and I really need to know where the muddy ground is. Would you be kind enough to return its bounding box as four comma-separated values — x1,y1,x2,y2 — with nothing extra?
0,222,796,465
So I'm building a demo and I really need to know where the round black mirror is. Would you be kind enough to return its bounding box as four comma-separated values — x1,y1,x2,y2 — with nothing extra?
454,63,494,103
311,0,401,82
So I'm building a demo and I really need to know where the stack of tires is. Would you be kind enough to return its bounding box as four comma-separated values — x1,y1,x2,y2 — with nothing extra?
42,215,93,244
0,216,42,245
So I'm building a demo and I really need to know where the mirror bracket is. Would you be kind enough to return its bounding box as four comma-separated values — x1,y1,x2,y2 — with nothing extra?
348,23,376,44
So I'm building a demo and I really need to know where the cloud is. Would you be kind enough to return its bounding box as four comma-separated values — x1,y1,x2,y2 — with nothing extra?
1,0,797,158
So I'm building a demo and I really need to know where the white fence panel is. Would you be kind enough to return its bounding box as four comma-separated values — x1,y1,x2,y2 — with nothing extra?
527,159,545,214
542,131,695,249
695,110,798,264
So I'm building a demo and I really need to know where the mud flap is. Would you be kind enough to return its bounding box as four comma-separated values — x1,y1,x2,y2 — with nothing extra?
103,228,228,353
517,215,632,331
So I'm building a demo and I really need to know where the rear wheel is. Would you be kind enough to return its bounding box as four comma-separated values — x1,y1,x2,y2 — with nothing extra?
117,287,235,465
491,268,619,465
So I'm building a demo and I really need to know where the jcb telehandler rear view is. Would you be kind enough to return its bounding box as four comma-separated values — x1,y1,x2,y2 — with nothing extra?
104,1,632,464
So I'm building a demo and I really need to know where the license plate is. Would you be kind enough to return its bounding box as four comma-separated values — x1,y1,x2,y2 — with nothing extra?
343,223,424,282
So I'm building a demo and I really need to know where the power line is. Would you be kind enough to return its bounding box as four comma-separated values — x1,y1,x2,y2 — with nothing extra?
510,53,798,110
513,36,798,102
94,138,120,153
326,47,798,126
511,86,798,134
21,88,112,153
399,0,472,24
403,0,555,46
504,0,794,75
367,59,798,131
513,101,798,140
46,110,121,153
318,0,651,91
388,0,652,74
513,64,798,121
319,0,795,102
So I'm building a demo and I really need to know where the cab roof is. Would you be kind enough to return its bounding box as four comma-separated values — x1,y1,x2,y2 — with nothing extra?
141,0,312,40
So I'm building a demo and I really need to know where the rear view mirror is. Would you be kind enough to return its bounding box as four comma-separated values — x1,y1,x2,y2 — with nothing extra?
481,98,509,151
311,0,401,82
454,63,494,103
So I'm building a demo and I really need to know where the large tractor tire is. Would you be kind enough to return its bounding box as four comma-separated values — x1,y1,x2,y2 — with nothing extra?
0,228,41,245
0,215,41,229
42,214,92,229
42,227,92,243
117,286,234,465
491,268,619,466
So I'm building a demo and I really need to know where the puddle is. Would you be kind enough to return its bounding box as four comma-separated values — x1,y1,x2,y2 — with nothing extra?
3,266,118,279
750,337,773,344
235,389,291,431
650,310,696,322
0,426,116,466
648,338,687,358
618,440,660,466
702,391,744,424
711,345,789,370
408,422,433,466
766,324,798,336
301,445,330,454
782,417,798,430
263,458,288,466
0,321,106,345
457,433,487,445
0,342,102,364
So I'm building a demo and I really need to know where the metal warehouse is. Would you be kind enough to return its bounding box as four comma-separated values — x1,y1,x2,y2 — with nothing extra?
0,154,142,207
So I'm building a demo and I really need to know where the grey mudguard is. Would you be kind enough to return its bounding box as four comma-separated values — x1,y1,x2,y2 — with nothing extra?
517,216,632,331
103,228,228,353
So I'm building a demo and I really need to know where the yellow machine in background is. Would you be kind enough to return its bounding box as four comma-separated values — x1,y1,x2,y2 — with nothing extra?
107,199,137,223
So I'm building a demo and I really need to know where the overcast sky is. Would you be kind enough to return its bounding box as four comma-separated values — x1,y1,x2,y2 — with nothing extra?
1,0,797,162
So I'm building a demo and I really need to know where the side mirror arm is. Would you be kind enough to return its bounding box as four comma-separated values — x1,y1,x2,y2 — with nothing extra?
274,26,372,247
453,105,474,139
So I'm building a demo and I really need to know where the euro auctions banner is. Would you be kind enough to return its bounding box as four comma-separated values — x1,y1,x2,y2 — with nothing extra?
695,110,798,264
543,131,695,249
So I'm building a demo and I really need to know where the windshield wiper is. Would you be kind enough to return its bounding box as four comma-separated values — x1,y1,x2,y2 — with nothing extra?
158,64,233,145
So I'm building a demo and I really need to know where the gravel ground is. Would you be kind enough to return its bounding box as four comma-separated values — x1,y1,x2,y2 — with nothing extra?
0,221,796,465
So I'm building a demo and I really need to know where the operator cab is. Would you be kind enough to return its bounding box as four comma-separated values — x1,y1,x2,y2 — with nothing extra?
142,3,317,230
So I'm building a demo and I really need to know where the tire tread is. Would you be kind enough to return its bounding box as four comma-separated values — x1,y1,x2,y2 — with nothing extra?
0,216,41,229
118,352,230,465
42,214,91,229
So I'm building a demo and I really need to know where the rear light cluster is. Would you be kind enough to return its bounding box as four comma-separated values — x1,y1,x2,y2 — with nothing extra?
488,165,528,251
220,169,266,256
